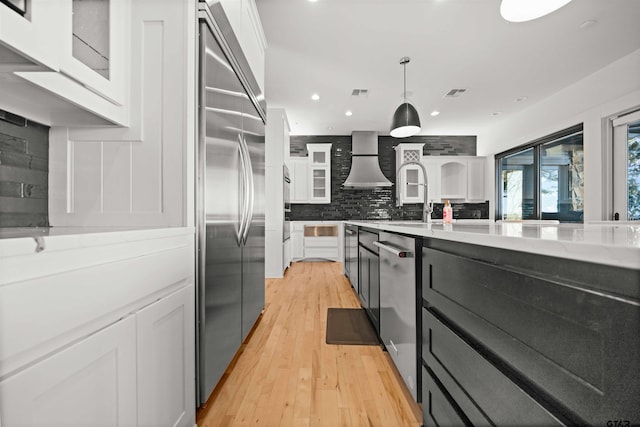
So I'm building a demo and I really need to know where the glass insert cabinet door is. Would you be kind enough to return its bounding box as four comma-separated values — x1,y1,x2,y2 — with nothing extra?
72,0,110,79
613,111,640,221
312,168,327,199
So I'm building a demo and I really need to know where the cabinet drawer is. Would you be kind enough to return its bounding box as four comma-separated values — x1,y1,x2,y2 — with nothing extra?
422,243,640,424
303,236,338,247
304,247,338,259
422,308,563,426
421,365,470,427
358,229,378,253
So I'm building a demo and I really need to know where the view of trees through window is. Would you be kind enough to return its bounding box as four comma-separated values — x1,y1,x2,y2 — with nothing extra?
628,121,640,220
497,125,584,222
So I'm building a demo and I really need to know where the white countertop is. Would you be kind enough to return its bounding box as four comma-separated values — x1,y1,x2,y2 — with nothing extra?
344,220,640,269
0,226,195,258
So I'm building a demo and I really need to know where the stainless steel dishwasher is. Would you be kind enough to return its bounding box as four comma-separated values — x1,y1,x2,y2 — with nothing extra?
376,231,417,401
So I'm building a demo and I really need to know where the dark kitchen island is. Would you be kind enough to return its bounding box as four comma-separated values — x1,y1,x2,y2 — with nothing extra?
344,220,640,426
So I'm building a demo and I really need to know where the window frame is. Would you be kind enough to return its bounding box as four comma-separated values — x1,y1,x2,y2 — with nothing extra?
495,123,584,222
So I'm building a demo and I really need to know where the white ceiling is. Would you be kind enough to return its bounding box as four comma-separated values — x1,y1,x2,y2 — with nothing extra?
255,0,640,137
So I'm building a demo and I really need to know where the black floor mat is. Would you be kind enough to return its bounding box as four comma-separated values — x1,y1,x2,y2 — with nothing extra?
325,308,380,345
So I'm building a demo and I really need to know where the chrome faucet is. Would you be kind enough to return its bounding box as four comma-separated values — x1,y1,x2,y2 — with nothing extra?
396,161,433,223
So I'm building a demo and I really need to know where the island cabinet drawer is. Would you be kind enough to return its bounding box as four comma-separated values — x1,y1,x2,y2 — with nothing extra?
421,242,640,425
422,308,563,426
421,365,471,427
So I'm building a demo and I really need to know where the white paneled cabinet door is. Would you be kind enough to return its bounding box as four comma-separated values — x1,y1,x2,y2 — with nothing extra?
423,158,442,203
0,316,137,427
290,158,309,203
467,158,486,201
136,285,195,427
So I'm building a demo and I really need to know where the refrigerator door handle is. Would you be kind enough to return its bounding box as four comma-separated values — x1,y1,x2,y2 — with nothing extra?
240,135,255,245
237,134,249,246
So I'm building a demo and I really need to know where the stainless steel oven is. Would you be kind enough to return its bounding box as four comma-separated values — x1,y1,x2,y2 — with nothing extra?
283,164,291,242
283,219,290,242
283,164,291,213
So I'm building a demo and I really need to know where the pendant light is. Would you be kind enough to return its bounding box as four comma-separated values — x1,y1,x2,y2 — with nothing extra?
390,57,421,138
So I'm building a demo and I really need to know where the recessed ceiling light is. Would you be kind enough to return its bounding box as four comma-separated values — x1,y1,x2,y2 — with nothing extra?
311,93,320,101
430,110,440,117
308,0,318,2
500,0,572,23
515,96,528,102
345,111,353,117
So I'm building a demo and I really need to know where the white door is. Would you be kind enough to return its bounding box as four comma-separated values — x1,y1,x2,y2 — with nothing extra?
612,110,640,221
0,316,137,427
136,285,195,427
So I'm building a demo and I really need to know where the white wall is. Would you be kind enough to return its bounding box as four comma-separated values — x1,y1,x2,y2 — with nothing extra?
478,49,640,221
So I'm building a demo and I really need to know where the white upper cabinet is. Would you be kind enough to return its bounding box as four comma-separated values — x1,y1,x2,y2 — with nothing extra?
289,156,309,203
289,144,332,204
0,0,130,126
60,0,129,106
440,160,467,200
0,0,63,70
219,0,267,94
466,157,486,202
395,143,425,204
422,156,486,203
307,143,331,204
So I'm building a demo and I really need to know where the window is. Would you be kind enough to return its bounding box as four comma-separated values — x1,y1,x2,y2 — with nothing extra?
613,110,640,221
496,124,584,222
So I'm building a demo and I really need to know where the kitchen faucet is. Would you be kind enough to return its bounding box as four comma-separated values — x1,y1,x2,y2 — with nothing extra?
396,161,433,223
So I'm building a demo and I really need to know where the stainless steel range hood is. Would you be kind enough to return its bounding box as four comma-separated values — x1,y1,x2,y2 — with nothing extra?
343,131,392,189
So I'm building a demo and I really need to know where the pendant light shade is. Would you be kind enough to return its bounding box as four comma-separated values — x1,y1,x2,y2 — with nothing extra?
390,102,421,138
390,57,421,138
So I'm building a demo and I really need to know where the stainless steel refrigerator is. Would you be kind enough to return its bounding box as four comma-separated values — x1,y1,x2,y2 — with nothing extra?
196,2,266,406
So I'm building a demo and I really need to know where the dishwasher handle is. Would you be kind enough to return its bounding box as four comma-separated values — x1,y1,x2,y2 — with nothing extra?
373,241,412,258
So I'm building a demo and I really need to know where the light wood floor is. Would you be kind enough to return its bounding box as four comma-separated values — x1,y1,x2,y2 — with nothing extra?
196,261,422,427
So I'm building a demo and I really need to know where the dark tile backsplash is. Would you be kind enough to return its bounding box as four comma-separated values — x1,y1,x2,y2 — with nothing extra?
0,112,50,227
288,135,489,221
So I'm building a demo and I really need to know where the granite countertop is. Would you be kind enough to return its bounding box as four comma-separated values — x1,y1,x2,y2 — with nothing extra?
344,220,640,269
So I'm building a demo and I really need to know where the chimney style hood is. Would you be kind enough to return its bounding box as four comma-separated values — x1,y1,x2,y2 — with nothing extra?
342,131,392,188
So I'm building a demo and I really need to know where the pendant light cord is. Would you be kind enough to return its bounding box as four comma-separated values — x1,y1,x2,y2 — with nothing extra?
400,56,410,103
403,61,407,102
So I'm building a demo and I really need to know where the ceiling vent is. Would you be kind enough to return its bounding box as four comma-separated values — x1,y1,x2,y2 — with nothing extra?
444,88,468,98
351,89,369,97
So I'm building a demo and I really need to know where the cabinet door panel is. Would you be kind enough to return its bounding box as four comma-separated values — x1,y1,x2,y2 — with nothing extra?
422,308,562,426
137,285,195,427
422,241,640,425
0,316,137,427
422,366,471,427
358,247,369,307
466,158,485,201
291,159,308,202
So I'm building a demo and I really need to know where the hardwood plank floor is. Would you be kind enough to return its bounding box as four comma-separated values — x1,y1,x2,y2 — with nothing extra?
196,261,422,427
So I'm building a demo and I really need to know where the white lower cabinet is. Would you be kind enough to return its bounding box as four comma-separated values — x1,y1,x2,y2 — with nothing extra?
0,315,138,427
0,285,195,427
137,285,195,427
